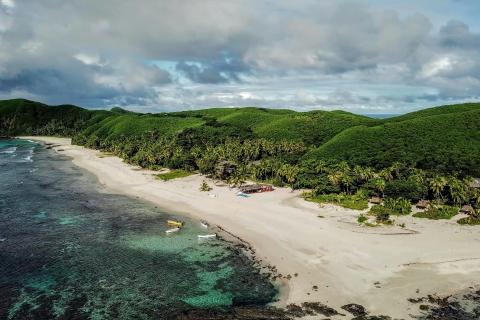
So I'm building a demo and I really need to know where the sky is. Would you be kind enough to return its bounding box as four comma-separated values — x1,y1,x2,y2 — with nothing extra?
0,0,480,114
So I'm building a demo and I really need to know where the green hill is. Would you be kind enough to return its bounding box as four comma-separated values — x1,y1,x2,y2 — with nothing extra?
386,103,480,123
1,98,479,176
304,107,480,176
0,99,111,136
172,107,378,145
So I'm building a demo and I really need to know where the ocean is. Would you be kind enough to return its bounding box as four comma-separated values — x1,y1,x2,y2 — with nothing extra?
0,139,277,319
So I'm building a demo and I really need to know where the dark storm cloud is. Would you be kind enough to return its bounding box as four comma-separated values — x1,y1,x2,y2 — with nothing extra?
0,0,479,112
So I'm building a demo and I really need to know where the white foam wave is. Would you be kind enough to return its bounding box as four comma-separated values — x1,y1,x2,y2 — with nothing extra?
0,146,17,154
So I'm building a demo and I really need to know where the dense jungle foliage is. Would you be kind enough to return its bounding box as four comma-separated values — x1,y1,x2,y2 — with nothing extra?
1,98,479,217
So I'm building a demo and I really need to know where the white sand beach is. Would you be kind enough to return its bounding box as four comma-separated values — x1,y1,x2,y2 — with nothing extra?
21,136,480,319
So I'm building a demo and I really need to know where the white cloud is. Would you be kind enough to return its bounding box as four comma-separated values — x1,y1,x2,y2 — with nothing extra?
1,0,14,8
73,53,104,67
420,56,455,78
0,0,479,112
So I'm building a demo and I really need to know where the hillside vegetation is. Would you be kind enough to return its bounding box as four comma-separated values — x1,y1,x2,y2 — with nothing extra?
306,108,480,176
1,99,479,219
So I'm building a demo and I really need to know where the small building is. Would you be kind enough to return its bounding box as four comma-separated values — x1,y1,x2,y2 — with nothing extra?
239,184,274,194
416,200,430,209
215,161,236,179
470,178,480,189
369,197,382,205
460,205,476,216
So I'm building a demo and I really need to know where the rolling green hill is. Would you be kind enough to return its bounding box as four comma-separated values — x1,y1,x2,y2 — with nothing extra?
304,107,480,176
1,99,479,177
172,107,379,145
0,99,111,136
386,103,480,123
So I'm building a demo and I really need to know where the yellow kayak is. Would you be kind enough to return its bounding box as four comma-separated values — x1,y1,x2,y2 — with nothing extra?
167,220,183,227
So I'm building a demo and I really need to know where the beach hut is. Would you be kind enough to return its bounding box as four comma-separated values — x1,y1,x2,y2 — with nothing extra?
239,184,274,194
416,200,430,209
215,161,236,179
369,196,382,205
469,178,480,189
459,205,476,216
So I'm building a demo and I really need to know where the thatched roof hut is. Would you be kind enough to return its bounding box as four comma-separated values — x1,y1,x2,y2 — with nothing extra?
460,205,476,216
369,197,382,205
470,178,480,189
215,161,236,179
416,200,430,209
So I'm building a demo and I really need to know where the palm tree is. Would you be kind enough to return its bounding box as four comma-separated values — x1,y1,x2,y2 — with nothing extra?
429,176,447,200
448,177,468,205
279,164,300,190
371,178,386,197
328,171,342,188
379,168,394,182
340,173,354,194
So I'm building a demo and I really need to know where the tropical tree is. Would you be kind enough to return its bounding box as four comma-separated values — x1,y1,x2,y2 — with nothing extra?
371,178,386,197
429,176,447,200
279,164,300,190
448,177,468,205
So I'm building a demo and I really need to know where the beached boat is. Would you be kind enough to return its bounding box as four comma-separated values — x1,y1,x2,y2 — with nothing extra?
236,192,249,198
165,227,180,234
200,220,209,228
198,234,216,240
167,220,183,227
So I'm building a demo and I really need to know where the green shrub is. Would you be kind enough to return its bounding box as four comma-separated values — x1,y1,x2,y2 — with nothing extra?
457,216,480,225
383,197,412,215
155,169,193,181
384,179,427,202
357,214,368,224
413,205,459,220
199,180,212,192
369,204,395,224
307,192,368,210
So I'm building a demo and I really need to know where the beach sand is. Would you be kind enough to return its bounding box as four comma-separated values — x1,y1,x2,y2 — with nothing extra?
21,136,480,319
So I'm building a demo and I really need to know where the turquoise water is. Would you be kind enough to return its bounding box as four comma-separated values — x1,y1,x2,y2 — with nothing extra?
0,139,277,319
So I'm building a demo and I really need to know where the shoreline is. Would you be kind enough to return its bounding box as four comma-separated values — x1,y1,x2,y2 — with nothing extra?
20,136,480,319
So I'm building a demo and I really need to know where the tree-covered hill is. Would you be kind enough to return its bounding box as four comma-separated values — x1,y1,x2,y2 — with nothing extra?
304,107,480,176
0,99,111,136
1,99,479,178
386,103,480,123
2,98,479,220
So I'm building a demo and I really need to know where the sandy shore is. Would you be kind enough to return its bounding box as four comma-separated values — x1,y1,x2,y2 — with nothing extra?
21,136,480,319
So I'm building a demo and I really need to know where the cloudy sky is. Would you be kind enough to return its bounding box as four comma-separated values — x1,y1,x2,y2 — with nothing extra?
1,0,480,114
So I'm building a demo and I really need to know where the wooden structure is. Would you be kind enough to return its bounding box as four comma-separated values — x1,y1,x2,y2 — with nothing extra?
470,178,480,189
215,161,236,179
416,200,430,209
369,197,382,205
460,205,476,216
239,184,274,194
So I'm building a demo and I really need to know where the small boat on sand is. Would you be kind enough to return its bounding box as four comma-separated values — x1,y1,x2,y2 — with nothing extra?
200,220,209,228
198,234,216,240
167,220,184,227
236,192,249,198
165,227,180,234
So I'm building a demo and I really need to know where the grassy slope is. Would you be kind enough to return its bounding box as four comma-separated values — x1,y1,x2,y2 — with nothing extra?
2,99,479,175
173,107,379,145
386,103,480,123
304,107,480,175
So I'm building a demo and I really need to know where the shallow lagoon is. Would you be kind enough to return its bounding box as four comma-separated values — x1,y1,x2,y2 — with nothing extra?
0,139,276,319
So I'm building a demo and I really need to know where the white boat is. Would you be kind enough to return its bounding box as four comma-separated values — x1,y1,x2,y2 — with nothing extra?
165,227,180,234
200,220,209,228
198,234,217,240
